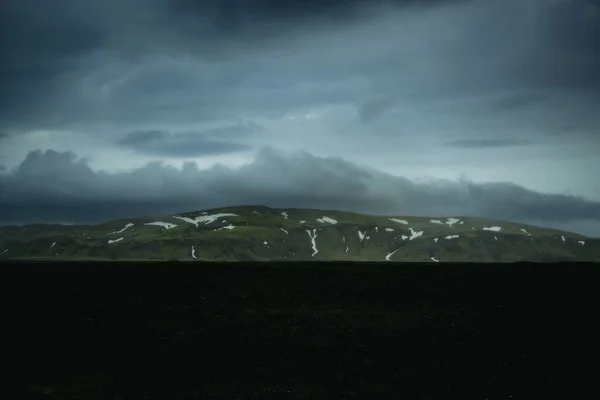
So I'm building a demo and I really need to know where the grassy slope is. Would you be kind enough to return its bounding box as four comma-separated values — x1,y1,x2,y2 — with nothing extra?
1,205,598,262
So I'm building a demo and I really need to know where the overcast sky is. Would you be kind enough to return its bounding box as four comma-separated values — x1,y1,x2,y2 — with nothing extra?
1,0,599,236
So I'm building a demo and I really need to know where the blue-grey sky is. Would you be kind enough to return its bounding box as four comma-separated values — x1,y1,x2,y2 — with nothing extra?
1,0,599,236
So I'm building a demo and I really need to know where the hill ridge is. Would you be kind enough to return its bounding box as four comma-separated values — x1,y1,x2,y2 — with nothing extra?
1,205,598,262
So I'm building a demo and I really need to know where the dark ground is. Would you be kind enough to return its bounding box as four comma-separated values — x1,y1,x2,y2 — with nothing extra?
3,261,600,399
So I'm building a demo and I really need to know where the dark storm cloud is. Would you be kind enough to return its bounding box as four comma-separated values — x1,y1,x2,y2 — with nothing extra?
444,138,533,149
492,93,549,111
1,148,599,236
538,0,600,89
117,129,253,157
358,97,396,124
1,0,599,131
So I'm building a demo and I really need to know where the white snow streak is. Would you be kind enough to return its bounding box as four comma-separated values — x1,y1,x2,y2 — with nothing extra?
109,223,134,234
50,242,56,248
401,235,408,240
342,236,349,253
385,228,395,232
174,213,238,227
444,235,459,239
430,257,439,262
445,218,461,226
578,241,585,246
408,228,424,241
430,219,443,225
281,212,289,219
191,246,197,259
494,236,498,241
389,218,409,225
145,221,177,230
385,248,400,261
280,227,289,234
316,216,338,224
358,230,366,241
214,224,235,231
433,238,439,243
307,229,319,257
482,226,502,232
108,237,123,244
561,236,566,242
520,228,532,236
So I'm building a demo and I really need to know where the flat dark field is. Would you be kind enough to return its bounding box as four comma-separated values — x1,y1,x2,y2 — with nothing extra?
4,262,600,399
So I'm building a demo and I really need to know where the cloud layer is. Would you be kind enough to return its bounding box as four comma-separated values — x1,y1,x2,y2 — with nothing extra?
0,0,598,236
1,148,599,237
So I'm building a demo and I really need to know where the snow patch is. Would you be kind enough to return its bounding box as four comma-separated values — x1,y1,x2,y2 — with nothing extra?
253,211,260,215
433,238,438,243
316,216,338,224
444,235,459,240
561,236,566,242
108,237,123,244
578,241,585,246
401,235,408,241
191,246,197,260
357,230,366,241
1,249,7,254
342,236,349,253
174,213,238,227
299,220,306,224
408,227,424,241
482,226,502,232
430,257,439,262
214,224,235,231
281,212,289,219
375,226,378,232
263,241,269,247
307,229,319,257
389,218,409,225
494,236,498,241
280,227,289,234
385,228,395,232
520,228,533,236
145,221,177,230
445,218,461,226
385,248,400,261
430,219,443,225
50,242,56,249
109,223,134,234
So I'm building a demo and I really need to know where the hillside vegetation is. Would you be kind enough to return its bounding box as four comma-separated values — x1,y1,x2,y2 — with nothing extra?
1,205,598,262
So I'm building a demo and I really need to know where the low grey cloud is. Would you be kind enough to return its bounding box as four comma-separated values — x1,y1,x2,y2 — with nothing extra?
357,97,397,124
492,93,549,111
444,138,533,149
1,148,599,237
117,127,256,157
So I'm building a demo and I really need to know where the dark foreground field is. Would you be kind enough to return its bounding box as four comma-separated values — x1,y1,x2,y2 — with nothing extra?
4,261,600,399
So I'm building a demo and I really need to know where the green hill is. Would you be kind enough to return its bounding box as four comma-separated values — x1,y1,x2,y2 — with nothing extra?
1,205,598,262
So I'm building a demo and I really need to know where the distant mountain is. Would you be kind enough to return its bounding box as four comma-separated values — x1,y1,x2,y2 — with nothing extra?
0,205,598,262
